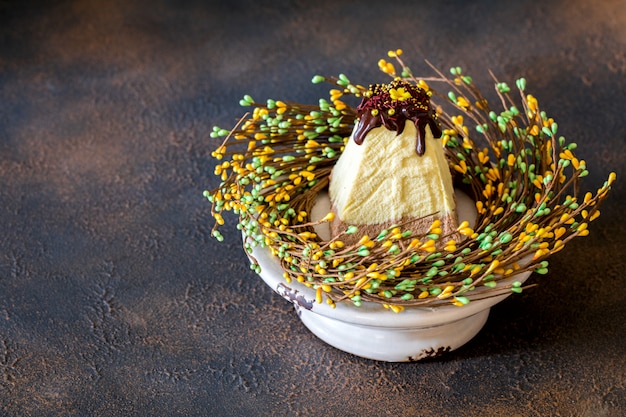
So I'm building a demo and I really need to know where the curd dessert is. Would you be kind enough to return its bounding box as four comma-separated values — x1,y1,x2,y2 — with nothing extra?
329,80,459,243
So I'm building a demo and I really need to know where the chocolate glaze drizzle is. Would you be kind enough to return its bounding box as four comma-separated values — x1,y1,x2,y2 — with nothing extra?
353,80,442,156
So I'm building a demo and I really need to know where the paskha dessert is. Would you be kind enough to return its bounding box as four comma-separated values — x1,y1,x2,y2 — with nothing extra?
206,52,616,359
329,79,458,243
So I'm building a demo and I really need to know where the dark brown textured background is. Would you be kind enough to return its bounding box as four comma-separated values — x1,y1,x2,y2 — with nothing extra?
1,0,625,416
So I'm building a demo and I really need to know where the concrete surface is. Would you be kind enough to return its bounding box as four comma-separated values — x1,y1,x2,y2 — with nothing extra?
1,0,624,415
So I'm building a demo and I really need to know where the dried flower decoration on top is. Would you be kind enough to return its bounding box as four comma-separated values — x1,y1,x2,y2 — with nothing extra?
354,80,441,156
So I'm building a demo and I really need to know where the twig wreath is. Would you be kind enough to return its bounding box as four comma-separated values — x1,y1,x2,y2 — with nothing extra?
205,50,615,313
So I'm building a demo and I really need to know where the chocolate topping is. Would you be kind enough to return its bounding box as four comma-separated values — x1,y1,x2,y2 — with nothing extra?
353,80,442,156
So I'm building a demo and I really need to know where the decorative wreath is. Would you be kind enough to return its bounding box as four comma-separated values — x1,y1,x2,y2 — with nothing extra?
205,50,615,312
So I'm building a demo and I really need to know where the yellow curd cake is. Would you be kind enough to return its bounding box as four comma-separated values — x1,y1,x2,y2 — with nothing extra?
329,79,458,243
